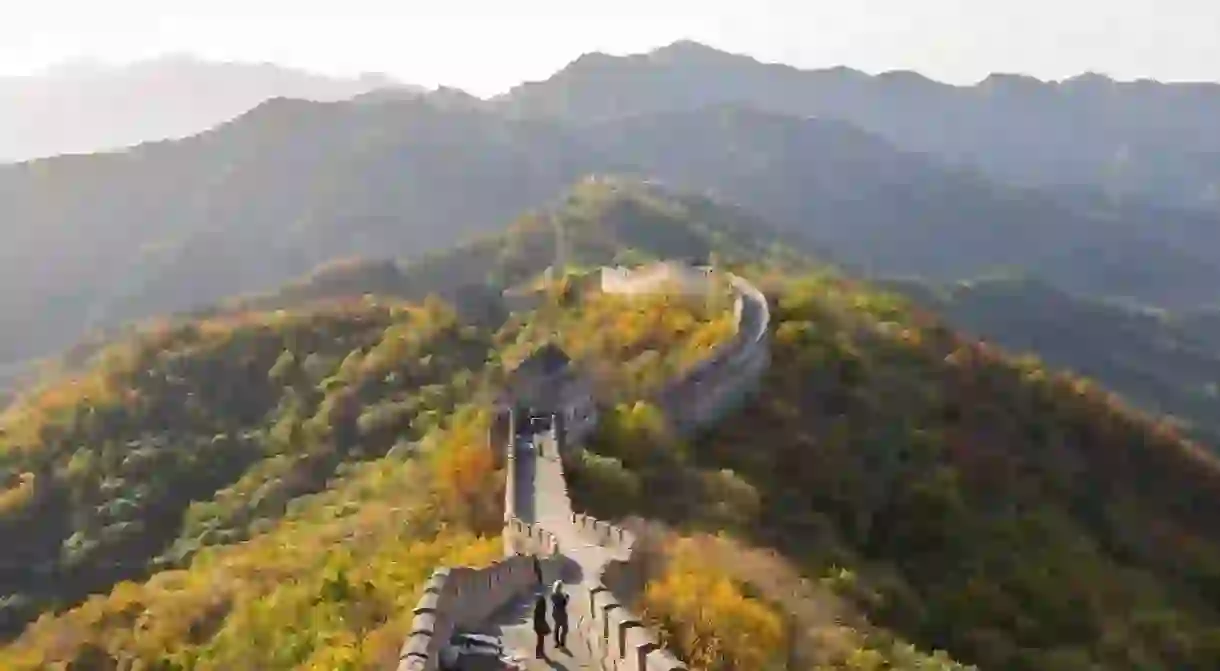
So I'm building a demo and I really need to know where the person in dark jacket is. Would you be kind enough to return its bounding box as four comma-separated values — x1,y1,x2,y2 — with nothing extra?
532,594,550,658
550,580,570,649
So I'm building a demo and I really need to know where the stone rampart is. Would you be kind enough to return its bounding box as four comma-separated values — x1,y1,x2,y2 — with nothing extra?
394,263,771,670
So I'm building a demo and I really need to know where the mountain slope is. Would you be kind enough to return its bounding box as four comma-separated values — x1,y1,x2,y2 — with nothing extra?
574,268,1220,670
0,298,493,637
4,186,1220,669
0,56,413,162
881,276,1220,448
581,105,1220,305
6,94,1220,378
0,97,600,366
0,201,740,661
498,40,1220,212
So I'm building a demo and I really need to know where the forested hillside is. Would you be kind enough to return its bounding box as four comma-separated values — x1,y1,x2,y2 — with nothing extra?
883,276,1220,450
0,232,736,665
0,298,492,637
4,184,1220,670
572,268,1220,670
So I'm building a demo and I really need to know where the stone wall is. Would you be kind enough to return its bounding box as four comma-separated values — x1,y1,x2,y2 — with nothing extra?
396,419,560,671
548,268,771,669
395,527,561,671
638,272,771,437
394,264,771,671
508,262,771,443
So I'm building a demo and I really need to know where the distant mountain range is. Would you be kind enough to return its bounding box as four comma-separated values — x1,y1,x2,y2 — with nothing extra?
0,55,418,162
498,40,1220,213
4,42,1220,417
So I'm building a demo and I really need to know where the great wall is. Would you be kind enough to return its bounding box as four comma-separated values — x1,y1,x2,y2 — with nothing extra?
395,262,772,670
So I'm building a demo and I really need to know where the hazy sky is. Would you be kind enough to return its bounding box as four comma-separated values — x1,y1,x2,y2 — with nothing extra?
2,0,1217,96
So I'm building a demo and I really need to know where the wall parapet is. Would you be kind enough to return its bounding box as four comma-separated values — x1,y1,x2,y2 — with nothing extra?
396,553,555,671
571,512,636,553
565,512,686,670
505,516,561,556
396,512,559,670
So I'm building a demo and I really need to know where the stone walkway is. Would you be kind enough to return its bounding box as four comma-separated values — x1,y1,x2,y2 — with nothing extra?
470,576,597,670
470,432,624,670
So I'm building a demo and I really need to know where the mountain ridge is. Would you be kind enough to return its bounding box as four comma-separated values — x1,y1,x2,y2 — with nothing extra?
497,40,1220,211
6,92,1220,374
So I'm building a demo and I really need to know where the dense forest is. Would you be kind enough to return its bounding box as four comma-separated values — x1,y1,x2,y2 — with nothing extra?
885,275,1220,450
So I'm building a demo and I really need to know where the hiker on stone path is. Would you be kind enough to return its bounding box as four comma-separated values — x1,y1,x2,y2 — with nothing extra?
551,580,570,649
532,593,550,659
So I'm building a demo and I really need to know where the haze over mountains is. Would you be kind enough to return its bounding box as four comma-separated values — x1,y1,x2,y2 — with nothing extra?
0,56,415,162
5,40,1220,441
501,40,1220,212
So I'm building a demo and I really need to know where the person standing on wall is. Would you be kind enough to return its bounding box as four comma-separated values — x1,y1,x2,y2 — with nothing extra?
532,593,550,659
551,581,570,649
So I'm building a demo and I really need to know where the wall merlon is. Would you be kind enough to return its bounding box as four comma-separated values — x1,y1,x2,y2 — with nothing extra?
624,626,660,670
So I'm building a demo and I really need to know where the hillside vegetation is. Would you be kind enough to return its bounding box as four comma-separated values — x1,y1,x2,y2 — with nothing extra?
0,232,737,665
395,177,814,296
885,275,1220,450
571,268,1220,671
0,298,492,637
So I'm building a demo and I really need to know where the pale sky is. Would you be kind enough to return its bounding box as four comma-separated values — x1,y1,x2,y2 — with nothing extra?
2,0,1218,96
